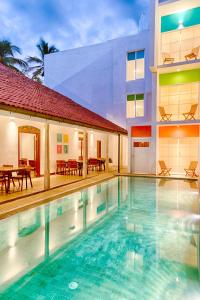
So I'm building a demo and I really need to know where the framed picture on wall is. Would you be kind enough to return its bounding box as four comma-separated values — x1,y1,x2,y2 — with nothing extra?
63,145,68,154
57,145,62,154
57,133,62,143
63,134,69,143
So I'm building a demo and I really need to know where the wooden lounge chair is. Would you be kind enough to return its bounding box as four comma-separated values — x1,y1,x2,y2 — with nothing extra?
159,106,172,121
162,52,175,64
185,46,200,61
159,161,171,176
184,161,198,177
183,104,198,120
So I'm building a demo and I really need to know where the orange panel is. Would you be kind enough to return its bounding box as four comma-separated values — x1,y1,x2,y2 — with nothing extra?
159,125,200,138
131,126,152,137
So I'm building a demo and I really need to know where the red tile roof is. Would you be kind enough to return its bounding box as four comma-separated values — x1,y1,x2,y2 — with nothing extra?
0,63,127,134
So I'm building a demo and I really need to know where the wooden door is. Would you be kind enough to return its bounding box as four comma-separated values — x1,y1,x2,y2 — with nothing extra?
97,140,101,158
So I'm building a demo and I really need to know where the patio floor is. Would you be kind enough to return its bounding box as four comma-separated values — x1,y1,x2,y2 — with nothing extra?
0,170,117,205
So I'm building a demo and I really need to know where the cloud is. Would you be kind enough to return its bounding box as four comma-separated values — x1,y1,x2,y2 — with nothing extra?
0,0,150,58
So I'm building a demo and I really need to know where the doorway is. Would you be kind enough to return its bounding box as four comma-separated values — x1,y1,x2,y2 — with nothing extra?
18,126,40,176
132,139,151,173
97,140,101,158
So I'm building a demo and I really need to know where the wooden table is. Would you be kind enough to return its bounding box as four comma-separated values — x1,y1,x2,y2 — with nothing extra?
0,166,31,193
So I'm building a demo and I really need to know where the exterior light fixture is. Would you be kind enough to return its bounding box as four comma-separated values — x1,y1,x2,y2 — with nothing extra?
9,112,15,120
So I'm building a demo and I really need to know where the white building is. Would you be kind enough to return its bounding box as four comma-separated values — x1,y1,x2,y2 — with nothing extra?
45,0,200,177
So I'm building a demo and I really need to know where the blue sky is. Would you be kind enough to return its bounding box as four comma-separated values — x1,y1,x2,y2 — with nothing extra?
0,0,150,57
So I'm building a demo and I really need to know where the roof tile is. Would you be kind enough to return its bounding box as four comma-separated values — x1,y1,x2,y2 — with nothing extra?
0,63,127,134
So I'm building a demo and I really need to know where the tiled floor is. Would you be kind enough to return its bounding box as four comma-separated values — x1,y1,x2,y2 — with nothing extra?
0,171,112,205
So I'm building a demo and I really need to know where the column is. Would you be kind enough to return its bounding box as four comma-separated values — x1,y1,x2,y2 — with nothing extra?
83,130,88,178
120,135,123,170
105,133,109,172
128,127,132,173
44,122,50,190
118,133,121,173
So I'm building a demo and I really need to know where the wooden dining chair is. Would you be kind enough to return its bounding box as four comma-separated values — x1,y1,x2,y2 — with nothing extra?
68,160,78,175
0,175,7,191
159,106,172,121
184,161,198,177
183,104,198,120
159,161,172,176
162,52,175,64
56,160,66,175
185,46,200,61
2,165,17,189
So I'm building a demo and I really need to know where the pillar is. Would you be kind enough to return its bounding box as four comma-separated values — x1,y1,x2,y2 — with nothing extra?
128,127,132,173
118,133,121,173
83,130,88,178
44,122,50,190
105,133,109,172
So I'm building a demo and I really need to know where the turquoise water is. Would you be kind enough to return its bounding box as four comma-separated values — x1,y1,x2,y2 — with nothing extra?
0,177,200,299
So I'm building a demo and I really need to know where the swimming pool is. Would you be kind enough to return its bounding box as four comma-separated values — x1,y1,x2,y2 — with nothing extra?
0,176,200,299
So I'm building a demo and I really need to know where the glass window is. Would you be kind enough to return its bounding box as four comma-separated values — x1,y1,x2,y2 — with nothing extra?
126,50,144,81
126,94,144,118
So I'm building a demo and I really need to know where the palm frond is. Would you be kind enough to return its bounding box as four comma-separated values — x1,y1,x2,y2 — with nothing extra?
27,56,43,64
3,56,28,68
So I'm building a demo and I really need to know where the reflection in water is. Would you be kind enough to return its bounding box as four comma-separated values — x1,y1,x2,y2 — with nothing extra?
0,177,200,299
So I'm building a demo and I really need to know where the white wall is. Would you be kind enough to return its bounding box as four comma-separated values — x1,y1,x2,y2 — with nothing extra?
0,115,45,174
50,124,126,172
44,31,151,130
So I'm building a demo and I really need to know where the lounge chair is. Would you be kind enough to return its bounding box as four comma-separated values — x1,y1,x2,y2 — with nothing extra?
162,52,175,64
159,106,172,121
184,161,198,177
159,161,172,176
185,46,200,61
183,104,198,120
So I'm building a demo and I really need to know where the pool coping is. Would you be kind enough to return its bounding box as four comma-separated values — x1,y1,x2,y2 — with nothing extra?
117,173,199,181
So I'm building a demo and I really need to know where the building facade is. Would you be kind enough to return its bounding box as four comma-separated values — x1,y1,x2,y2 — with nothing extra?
45,0,200,176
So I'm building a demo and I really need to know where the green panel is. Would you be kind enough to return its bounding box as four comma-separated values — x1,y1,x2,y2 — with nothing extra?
160,69,200,86
136,94,144,100
127,94,135,101
161,7,200,32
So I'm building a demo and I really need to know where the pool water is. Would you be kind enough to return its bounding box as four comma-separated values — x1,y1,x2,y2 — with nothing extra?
0,177,200,299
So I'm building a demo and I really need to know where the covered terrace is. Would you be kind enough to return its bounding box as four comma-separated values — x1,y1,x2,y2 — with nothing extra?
0,63,127,203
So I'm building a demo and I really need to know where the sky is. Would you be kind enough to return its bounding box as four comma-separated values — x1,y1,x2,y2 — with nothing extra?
0,0,150,58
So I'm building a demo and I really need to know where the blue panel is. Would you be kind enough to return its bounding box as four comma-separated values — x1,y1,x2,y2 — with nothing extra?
136,50,144,59
127,52,136,61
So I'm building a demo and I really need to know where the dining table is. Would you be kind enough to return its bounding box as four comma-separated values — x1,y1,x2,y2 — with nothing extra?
0,166,32,193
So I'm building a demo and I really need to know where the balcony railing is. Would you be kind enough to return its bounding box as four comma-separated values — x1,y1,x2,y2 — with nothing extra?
159,25,200,65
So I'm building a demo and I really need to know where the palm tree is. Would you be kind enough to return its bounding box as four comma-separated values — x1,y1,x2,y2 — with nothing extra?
0,40,27,72
27,38,59,82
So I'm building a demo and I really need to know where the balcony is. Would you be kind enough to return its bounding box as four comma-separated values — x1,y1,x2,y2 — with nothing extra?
157,82,200,122
159,25,200,66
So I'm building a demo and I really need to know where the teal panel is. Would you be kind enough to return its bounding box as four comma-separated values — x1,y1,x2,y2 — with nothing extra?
127,52,136,61
136,50,145,59
161,7,200,32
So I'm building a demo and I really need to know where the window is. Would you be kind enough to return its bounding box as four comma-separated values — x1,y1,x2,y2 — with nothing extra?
126,50,145,81
126,94,144,118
